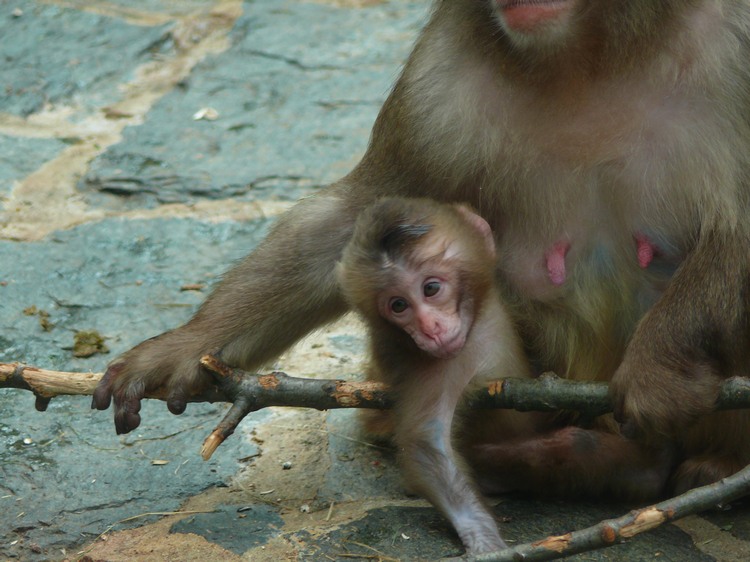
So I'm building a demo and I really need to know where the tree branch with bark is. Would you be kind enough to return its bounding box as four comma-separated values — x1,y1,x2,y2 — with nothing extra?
466,461,750,561
3,357,750,457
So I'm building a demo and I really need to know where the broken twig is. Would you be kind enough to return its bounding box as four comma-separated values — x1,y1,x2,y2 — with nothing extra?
464,462,750,561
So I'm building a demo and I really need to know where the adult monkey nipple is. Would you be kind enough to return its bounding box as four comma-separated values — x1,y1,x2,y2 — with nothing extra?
634,233,658,269
545,240,570,286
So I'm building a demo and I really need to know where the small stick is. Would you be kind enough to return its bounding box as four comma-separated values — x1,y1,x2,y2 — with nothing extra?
465,462,750,561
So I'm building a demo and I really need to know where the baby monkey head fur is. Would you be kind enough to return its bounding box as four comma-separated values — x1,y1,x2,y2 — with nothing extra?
337,197,497,327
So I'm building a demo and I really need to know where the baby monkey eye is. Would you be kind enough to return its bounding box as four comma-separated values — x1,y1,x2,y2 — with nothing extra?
390,298,409,313
423,281,441,297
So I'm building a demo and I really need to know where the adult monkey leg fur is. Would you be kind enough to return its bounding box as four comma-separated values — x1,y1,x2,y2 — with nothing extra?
92,0,750,553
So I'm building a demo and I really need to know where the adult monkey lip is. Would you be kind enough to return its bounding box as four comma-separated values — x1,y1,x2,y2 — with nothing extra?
496,0,574,32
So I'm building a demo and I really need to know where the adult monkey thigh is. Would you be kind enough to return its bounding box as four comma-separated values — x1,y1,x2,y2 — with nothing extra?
93,1,750,496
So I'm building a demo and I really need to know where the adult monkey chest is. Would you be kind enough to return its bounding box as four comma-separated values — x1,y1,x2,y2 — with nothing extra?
395,21,744,305
490,79,720,304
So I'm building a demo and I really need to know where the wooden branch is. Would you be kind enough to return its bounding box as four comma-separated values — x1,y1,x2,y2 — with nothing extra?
465,462,750,561
3,358,750,458
196,354,393,459
196,357,750,459
0,363,105,412
0,360,391,409
0,361,231,411
0,363,102,397
4,358,750,413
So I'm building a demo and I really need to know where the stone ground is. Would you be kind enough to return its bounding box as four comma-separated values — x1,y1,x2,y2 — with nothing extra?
0,1,749,561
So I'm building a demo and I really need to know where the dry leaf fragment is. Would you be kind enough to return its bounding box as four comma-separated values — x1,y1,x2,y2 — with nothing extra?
73,330,109,358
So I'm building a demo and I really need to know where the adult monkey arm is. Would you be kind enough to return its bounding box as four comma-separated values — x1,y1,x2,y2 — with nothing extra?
91,3,466,433
611,228,750,440
93,188,360,433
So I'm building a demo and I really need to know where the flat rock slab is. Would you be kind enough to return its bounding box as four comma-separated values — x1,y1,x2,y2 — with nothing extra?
0,0,172,117
0,135,67,203
1,1,749,561
80,0,425,208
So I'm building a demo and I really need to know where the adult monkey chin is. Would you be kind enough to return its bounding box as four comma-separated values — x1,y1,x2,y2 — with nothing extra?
93,0,750,535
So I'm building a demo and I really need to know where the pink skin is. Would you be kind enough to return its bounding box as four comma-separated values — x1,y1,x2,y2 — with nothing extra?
541,234,659,288
376,207,493,359
410,304,467,358
635,233,657,269
545,240,570,286
378,274,469,359
496,0,574,33
543,234,659,287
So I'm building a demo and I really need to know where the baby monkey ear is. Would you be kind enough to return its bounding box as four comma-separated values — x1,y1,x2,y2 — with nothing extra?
452,204,496,258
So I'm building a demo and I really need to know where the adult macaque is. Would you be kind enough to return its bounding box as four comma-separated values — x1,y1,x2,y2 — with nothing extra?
94,0,750,537
337,197,535,552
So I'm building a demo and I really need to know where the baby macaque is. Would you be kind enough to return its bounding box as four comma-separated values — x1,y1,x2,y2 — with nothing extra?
337,197,533,553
